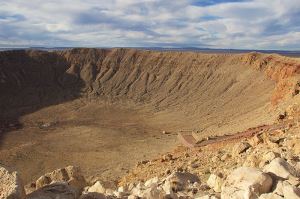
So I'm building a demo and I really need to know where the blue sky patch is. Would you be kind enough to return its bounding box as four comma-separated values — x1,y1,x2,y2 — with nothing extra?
191,0,251,7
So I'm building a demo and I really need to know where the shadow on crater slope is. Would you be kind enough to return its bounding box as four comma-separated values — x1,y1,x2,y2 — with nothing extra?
0,50,84,147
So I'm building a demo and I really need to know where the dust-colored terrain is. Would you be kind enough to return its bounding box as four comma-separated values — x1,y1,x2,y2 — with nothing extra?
1,48,300,186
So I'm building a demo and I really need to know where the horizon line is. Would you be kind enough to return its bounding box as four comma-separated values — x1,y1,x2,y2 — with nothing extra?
1,46,300,53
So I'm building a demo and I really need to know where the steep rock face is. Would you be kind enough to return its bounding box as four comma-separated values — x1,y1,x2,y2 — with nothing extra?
239,52,300,104
58,49,275,109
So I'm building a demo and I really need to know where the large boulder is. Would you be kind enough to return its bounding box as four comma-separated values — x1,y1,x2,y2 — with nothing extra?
221,167,273,199
35,166,86,191
263,158,299,180
27,182,79,199
0,165,25,199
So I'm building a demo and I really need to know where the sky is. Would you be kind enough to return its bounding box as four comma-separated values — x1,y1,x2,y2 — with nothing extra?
0,0,300,50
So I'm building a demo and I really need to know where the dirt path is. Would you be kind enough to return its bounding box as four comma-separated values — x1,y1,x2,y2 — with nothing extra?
178,123,287,148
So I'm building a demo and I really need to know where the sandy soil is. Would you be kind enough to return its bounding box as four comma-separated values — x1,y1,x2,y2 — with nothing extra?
0,100,177,184
0,95,276,185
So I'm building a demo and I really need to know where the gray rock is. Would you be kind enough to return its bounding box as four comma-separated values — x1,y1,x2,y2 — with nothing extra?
27,182,79,199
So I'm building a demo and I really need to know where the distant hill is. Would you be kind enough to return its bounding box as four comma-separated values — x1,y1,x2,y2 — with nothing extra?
1,47,300,57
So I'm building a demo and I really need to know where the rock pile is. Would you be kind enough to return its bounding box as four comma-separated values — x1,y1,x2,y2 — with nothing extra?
106,159,299,198
33,165,87,191
2,154,300,198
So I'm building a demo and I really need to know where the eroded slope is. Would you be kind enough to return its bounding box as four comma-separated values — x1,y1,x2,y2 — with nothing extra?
1,48,292,132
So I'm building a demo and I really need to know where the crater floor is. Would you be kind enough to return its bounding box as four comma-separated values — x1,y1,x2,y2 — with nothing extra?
0,99,178,184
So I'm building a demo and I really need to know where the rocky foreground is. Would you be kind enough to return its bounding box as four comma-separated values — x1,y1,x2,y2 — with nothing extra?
2,104,300,199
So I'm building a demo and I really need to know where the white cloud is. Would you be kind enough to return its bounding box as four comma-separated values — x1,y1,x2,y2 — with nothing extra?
0,0,299,49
